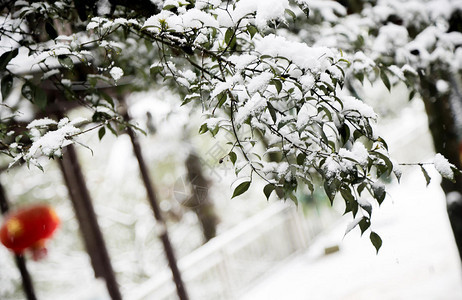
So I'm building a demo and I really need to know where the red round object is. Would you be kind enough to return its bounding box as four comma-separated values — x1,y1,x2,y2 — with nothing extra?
0,204,60,255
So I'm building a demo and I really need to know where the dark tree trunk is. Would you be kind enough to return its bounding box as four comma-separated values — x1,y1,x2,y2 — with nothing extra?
58,145,122,300
185,152,219,242
419,71,462,262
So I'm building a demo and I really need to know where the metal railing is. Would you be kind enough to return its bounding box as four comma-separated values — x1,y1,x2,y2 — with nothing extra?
128,202,338,300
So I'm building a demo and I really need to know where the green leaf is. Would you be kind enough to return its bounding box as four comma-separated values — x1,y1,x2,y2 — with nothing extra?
271,79,283,94
224,28,234,46
163,4,177,11
267,101,277,123
408,89,416,101
21,82,47,109
45,22,58,39
359,217,370,235
372,151,393,177
340,186,355,203
229,151,237,165
393,168,402,183
98,127,106,140
359,200,372,217
150,65,163,78
380,70,391,91
353,130,363,140
371,182,386,205
344,194,358,217
199,123,208,134
232,180,251,198
263,183,275,201
339,124,350,145
217,91,227,107
58,55,74,70
355,72,364,84
370,231,382,253
182,94,200,106
0,48,18,71
296,153,306,165
247,24,258,39
1,74,13,100
285,8,296,20
100,92,114,107
21,82,33,101
33,87,47,109
420,165,431,186
377,136,388,151
324,179,338,204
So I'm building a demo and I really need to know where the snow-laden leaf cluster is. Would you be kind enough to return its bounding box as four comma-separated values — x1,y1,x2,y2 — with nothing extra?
2,0,460,255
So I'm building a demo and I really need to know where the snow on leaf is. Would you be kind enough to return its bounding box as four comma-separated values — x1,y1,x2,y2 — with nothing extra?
345,216,363,236
25,119,81,160
342,96,377,119
27,117,57,129
247,71,273,95
433,153,455,181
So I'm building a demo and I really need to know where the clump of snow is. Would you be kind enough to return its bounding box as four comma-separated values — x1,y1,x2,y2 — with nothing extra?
144,9,219,32
433,153,455,180
345,216,363,236
323,156,341,179
61,79,72,87
339,142,369,167
96,0,111,15
180,69,197,83
255,34,335,74
229,54,258,71
436,80,449,93
371,180,385,196
447,191,462,207
296,103,316,130
388,65,405,81
352,51,376,72
300,74,315,90
235,93,266,124
372,23,409,54
27,117,57,129
211,80,233,99
341,96,377,119
109,67,124,81
401,64,418,76
216,0,290,29
301,0,347,22
23,118,85,161
247,72,273,95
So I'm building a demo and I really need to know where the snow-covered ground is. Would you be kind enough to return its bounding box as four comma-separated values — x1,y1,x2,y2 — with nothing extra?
242,100,462,300
242,168,462,300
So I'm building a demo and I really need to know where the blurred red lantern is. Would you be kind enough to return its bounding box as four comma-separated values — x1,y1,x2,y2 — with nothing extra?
0,204,60,260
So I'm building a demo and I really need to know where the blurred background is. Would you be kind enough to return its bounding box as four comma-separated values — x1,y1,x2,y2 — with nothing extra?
1,0,462,299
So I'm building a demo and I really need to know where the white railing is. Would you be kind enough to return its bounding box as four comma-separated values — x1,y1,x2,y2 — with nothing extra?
128,202,338,300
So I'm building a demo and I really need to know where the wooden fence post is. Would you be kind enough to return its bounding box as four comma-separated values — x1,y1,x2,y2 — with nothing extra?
58,145,123,300
124,109,189,300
